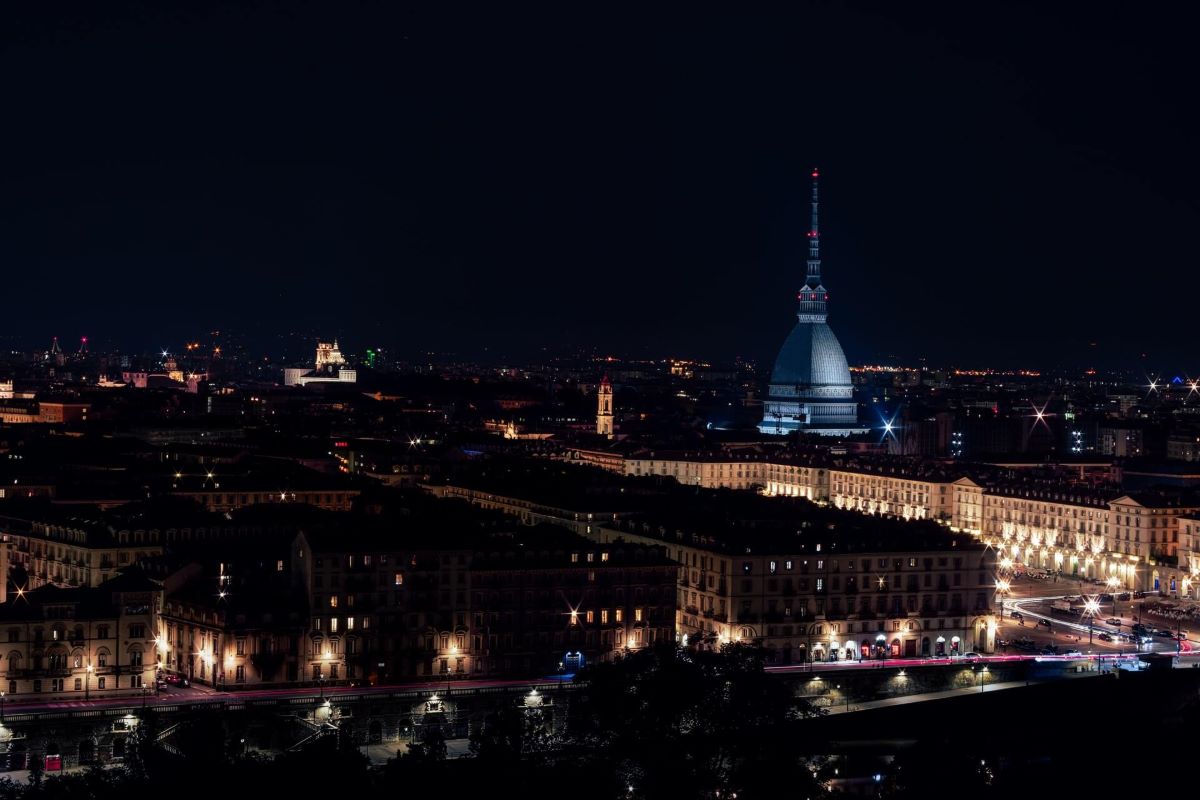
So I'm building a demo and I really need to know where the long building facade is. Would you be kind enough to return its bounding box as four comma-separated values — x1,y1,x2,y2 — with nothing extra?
616,452,1200,596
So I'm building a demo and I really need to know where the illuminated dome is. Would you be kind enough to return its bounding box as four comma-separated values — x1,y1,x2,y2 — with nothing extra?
769,322,851,389
759,169,864,437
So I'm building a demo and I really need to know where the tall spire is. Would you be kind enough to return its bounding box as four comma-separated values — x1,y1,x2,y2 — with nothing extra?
808,166,820,283
796,167,828,322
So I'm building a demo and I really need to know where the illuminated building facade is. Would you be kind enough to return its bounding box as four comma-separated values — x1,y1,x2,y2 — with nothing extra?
0,572,162,699
591,517,996,661
439,478,997,661
612,452,1200,593
283,340,357,387
759,170,863,436
294,525,674,686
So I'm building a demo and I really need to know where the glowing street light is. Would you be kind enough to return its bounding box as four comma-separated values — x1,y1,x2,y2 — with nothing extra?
995,578,1011,618
1082,597,1101,645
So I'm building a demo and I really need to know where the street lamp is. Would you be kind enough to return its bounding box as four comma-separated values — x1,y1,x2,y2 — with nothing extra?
979,666,989,693
995,578,1011,619
1106,576,1121,618
1,691,5,724
1083,597,1101,646
85,664,93,701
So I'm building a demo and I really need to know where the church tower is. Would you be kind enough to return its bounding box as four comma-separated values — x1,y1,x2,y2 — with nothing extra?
596,374,614,438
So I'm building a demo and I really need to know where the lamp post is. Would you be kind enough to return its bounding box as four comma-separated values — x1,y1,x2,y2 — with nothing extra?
85,664,93,701
1,690,5,724
1083,597,1101,646
1107,576,1121,619
979,666,989,693
995,578,1011,620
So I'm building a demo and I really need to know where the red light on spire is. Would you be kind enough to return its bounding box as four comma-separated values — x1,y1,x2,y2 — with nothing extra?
812,169,819,178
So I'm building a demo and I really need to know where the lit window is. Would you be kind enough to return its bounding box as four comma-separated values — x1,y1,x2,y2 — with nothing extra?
330,596,338,608
615,609,623,623
347,617,355,630
394,573,404,586
586,610,594,624
601,610,609,624
330,618,339,633
634,608,643,622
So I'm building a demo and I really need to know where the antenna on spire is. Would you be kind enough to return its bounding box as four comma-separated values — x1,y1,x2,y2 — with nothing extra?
796,166,828,322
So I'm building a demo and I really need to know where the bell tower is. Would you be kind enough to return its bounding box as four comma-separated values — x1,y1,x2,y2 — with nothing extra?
596,374,614,438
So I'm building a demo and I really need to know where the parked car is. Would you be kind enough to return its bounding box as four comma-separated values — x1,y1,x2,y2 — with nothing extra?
1106,618,1122,626
1133,591,1147,599
959,652,983,660
1158,629,1175,638
1099,593,1113,602
1063,650,1084,657
1098,632,1114,642
1117,592,1131,601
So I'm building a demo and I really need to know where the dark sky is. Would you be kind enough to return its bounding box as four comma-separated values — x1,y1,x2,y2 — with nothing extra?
2,2,1198,369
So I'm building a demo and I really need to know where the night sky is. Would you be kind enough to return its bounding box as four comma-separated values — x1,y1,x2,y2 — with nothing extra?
2,3,1197,369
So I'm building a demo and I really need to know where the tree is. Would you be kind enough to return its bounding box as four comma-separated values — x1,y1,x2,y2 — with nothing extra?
404,727,447,762
26,752,43,789
569,642,825,800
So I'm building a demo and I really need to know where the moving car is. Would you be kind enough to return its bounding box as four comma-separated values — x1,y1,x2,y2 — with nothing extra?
1106,618,1122,626
1039,618,1052,628
1098,632,1114,642
1063,650,1084,657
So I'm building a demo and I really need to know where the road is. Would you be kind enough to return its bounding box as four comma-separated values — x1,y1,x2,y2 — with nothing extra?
999,576,1193,659
0,674,572,717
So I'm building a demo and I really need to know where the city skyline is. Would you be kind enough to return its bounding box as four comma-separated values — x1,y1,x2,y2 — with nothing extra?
3,4,1199,367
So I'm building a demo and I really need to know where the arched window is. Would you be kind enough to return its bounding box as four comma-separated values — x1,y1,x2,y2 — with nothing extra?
5,652,21,673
